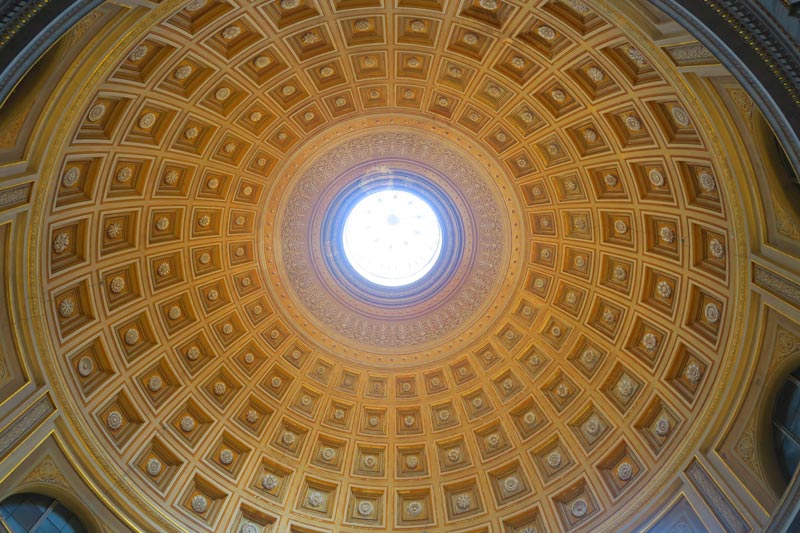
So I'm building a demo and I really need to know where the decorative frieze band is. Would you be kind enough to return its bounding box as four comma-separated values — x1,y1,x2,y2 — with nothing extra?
685,459,750,532
753,264,800,309
0,183,30,212
0,395,55,460
665,43,717,66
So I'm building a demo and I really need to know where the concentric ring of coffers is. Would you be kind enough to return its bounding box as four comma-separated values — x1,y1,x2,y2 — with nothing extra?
269,124,519,357
34,0,743,530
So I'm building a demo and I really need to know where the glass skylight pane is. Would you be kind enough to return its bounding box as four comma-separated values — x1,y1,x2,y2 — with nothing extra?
342,189,442,287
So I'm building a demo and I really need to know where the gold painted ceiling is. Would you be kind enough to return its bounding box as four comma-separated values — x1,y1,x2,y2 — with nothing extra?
29,0,751,530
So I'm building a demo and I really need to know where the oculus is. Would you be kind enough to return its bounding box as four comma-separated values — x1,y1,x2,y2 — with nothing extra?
322,171,464,302
342,188,442,287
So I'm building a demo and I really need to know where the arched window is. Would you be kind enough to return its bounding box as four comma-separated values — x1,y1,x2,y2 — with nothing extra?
773,367,800,484
0,493,86,533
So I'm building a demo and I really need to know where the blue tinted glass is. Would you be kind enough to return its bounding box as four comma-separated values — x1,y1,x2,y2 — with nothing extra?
44,504,86,533
4,516,27,533
0,494,85,533
787,409,800,438
40,514,68,532
781,382,800,425
10,496,48,530
776,429,800,482
1,496,21,515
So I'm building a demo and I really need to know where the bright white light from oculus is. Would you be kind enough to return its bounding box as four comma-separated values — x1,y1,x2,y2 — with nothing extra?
342,189,442,287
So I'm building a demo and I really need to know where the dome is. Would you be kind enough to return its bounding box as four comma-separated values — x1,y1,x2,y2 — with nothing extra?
1,0,800,531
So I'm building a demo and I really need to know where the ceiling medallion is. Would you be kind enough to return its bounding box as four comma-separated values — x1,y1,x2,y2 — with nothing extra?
270,123,521,359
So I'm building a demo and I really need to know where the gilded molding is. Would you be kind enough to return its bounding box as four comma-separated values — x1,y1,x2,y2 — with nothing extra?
0,183,31,212
728,88,755,128
686,459,750,532
0,395,54,460
775,326,800,358
665,42,717,66
21,457,69,489
753,264,800,308
774,198,800,240
736,425,758,471
55,9,103,54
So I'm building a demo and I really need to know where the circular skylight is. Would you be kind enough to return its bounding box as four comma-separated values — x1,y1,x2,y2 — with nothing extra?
342,189,443,287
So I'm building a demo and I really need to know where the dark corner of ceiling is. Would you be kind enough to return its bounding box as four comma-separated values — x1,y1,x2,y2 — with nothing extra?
0,0,102,105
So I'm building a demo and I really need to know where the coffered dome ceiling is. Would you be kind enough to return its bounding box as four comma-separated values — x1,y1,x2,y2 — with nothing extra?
31,0,748,530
